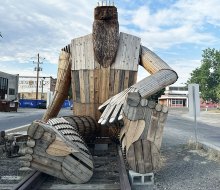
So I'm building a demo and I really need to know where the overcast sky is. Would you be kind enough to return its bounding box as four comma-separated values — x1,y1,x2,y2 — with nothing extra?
1,0,220,85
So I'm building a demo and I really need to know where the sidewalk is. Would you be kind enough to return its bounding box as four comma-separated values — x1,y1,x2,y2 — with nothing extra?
169,109,220,159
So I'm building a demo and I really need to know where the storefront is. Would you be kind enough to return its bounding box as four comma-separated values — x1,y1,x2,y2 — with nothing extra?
159,86,188,107
0,71,19,101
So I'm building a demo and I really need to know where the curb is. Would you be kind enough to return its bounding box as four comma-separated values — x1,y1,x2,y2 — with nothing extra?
197,141,220,160
5,124,30,134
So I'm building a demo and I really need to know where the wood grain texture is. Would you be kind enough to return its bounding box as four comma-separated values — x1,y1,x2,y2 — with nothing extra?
140,45,172,74
43,51,71,122
112,33,140,71
133,69,178,98
120,101,168,173
72,34,100,71
71,32,140,71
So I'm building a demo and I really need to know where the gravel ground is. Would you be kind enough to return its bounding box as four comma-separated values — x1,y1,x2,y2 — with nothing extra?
153,131,220,190
0,154,32,185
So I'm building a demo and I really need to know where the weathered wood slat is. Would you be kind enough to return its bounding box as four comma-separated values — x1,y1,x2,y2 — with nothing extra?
31,161,66,181
123,70,130,89
112,33,140,71
133,69,178,98
147,110,160,142
39,184,120,190
46,135,79,157
121,101,168,174
32,154,62,171
134,140,145,173
89,70,95,103
140,45,172,74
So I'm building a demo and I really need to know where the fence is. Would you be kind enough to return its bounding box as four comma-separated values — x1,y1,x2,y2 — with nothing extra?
19,99,71,108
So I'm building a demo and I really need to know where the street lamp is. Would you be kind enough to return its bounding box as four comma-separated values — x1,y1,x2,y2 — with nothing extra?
41,77,46,100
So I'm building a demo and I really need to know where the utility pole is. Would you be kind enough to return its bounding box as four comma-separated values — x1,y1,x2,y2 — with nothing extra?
33,53,45,100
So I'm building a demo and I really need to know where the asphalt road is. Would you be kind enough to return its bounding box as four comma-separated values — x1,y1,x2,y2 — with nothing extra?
167,111,220,147
0,108,72,131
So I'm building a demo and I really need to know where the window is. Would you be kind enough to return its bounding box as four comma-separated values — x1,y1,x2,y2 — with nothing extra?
171,99,183,107
9,88,15,95
0,77,8,99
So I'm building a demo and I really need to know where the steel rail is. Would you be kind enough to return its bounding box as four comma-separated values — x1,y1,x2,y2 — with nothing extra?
117,145,131,190
12,170,47,190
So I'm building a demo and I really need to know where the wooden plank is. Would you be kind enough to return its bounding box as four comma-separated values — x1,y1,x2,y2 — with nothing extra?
147,110,159,142
89,70,95,103
94,69,100,104
124,70,130,89
134,70,178,98
140,45,172,74
31,161,66,180
63,159,92,180
142,140,153,172
154,111,168,149
118,70,125,92
71,71,76,101
46,136,79,156
134,140,145,173
39,184,120,190
99,67,110,103
79,70,86,103
140,107,153,139
32,154,62,171
128,71,137,87
126,144,136,171
72,34,102,71
132,120,145,143
151,143,160,170
74,71,81,102
125,120,139,152
84,70,90,103
109,69,115,98
112,32,140,71
113,69,120,95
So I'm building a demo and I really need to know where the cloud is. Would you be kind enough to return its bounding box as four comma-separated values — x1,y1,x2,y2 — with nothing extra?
128,0,220,49
0,0,220,85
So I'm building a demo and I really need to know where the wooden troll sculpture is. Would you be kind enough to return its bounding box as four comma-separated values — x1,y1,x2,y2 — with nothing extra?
20,5,178,183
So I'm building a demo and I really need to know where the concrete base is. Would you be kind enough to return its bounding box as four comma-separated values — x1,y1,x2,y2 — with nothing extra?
129,170,154,190
94,144,108,151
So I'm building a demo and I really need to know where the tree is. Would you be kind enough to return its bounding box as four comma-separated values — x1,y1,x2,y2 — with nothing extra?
187,48,220,103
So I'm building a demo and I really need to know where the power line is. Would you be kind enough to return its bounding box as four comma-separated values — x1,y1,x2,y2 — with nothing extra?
33,53,45,100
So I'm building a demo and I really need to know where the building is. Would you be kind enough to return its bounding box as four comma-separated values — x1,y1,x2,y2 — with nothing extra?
159,86,188,107
0,71,19,101
18,76,56,100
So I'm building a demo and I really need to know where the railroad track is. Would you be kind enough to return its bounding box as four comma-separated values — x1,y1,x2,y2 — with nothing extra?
12,144,131,190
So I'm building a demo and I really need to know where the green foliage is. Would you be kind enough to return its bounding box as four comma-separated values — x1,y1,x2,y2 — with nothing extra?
187,48,220,103
149,88,165,102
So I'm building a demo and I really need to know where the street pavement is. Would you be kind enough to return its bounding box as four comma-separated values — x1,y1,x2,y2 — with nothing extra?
0,108,73,131
168,109,220,148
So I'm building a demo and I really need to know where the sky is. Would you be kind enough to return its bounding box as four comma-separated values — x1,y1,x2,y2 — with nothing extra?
1,0,220,85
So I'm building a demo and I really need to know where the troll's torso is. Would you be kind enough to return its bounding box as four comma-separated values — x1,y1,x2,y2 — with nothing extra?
71,32,141,121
